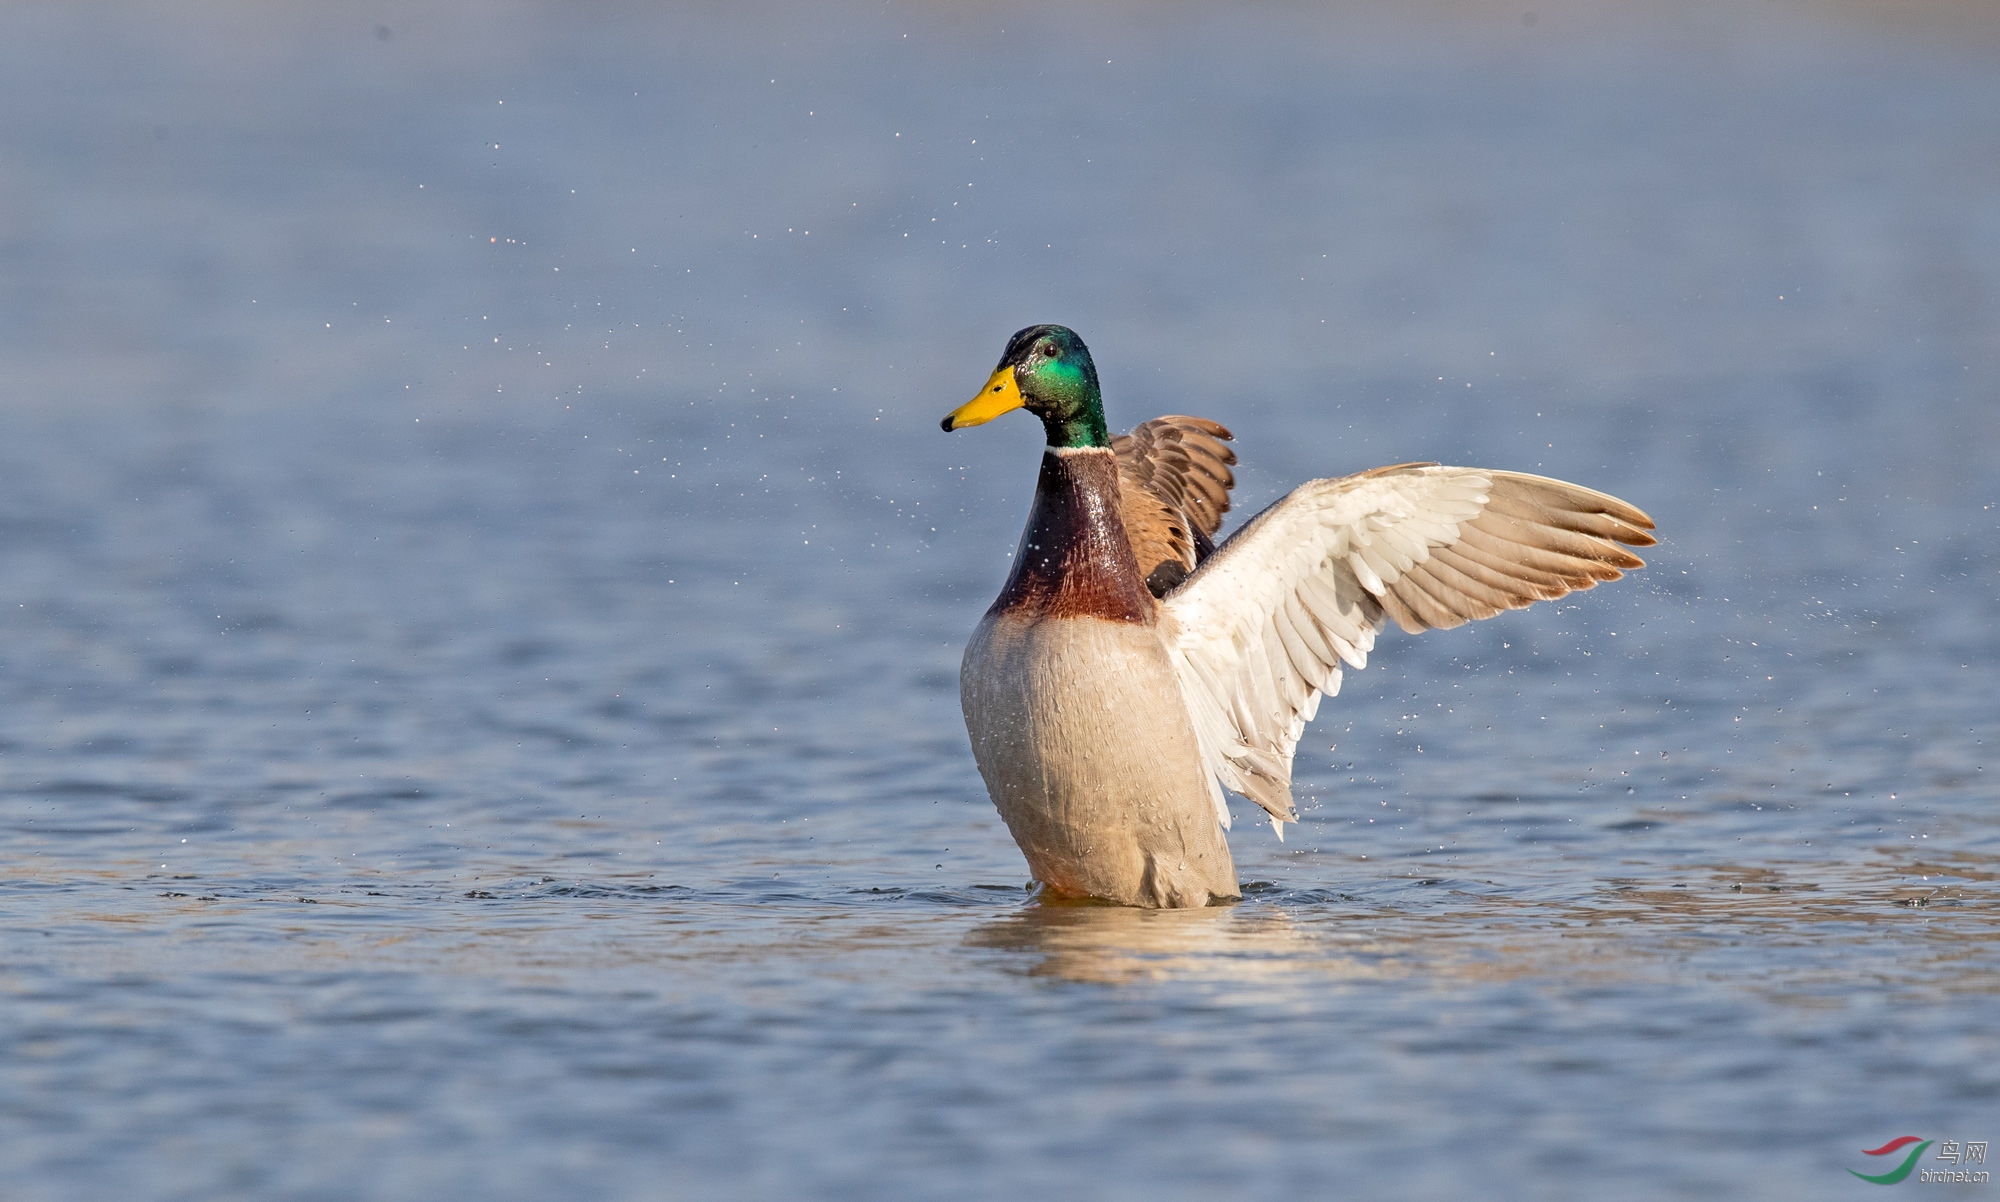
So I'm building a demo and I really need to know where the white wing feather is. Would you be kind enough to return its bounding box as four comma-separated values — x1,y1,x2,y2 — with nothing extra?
1160,464,1655,832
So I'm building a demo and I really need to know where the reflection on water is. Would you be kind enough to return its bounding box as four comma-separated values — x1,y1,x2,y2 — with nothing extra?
973,903,1341,986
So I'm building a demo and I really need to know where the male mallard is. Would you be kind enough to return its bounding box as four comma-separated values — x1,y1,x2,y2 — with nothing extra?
942,325,1656,908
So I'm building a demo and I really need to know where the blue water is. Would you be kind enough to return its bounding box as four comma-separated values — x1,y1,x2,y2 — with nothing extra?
1,3,1995,1199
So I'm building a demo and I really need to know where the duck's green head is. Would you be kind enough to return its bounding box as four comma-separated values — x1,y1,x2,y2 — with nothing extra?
941,324,1109,449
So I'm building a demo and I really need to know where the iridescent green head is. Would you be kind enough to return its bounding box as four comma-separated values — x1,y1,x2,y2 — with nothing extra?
941,324,1109,449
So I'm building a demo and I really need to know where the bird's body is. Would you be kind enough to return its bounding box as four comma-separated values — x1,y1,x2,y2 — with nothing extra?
943,325,1656,908
960,445,1239,907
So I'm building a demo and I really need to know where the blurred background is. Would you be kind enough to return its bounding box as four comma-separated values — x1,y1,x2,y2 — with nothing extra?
1,2,1994,1199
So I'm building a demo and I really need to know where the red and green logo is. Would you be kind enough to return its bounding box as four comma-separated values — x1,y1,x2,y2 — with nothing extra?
1850,1137,1933,1184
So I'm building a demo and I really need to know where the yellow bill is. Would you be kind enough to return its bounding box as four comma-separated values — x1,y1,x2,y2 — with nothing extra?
941,367,1024,431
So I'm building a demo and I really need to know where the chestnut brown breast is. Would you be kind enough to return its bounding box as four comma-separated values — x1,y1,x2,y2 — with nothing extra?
988,448,1154,624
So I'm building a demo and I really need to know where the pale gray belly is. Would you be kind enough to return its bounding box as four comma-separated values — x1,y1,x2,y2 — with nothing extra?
959,612,1238,907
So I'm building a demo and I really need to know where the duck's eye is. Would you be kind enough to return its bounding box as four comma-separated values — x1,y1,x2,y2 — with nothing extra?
1038,344,1057,359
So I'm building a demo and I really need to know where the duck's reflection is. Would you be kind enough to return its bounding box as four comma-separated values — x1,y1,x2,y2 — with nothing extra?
968,900,1401,986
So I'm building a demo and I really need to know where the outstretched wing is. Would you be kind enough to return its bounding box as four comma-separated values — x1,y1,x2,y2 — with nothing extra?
1160,464,1656,830
1112,416,1238,595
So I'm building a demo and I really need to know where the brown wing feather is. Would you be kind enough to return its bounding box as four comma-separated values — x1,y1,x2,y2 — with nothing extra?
1117,475,1196,595
1377,472,1657,634
1112,416,1239,596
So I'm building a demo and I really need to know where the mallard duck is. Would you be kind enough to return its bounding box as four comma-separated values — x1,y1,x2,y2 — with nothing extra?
941,324,1657,908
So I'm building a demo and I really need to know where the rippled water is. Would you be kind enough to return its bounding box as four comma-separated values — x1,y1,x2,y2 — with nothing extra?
2,3,1996,1198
